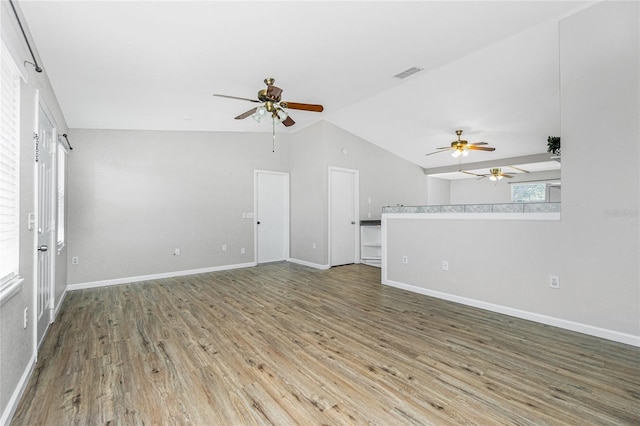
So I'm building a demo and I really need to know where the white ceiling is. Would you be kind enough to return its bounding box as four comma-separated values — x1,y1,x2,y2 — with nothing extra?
18,1,589,171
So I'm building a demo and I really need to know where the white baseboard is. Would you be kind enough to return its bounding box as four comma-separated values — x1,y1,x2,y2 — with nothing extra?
52,287,67,319
383,278,640,348
287,258,330,270
0,353,36,426
67,262,257,291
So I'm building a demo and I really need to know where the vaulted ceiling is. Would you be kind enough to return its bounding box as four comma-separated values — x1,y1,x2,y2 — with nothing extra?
18,1,589,171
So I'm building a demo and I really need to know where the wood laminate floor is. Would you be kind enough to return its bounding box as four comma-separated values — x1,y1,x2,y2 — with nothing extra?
10,262,640,425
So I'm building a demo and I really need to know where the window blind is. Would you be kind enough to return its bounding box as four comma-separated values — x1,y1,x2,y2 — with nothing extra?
0,42,21,290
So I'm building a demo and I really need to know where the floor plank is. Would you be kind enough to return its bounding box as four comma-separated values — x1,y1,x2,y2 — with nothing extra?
10,262,640,425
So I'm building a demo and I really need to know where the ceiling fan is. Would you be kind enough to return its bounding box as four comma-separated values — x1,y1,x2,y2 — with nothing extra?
425,130,496,158
213,78,324,128
462,166,529,181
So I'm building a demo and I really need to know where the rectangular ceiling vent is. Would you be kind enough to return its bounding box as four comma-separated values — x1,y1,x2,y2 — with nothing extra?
394,66,424,79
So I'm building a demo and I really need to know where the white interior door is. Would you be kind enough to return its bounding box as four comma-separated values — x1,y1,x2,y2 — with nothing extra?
36,104,56,346
329,167,359,267
255,170,289,263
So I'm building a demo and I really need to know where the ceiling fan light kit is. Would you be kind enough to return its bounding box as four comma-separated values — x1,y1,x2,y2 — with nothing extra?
425,129,496,158
213,78,324,127
451,147,469,158
213,77,324,151
489,168,503,181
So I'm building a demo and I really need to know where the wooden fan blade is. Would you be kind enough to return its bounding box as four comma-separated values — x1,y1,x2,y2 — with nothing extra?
461,171,485,177
470,142,488,145
501,174,514,178
467,146,496,151
436,146,452,149
280,101,324,112
508,165,530,173
266,85,283,101
213,94,260,103
282,116,295,127
234,108,257,120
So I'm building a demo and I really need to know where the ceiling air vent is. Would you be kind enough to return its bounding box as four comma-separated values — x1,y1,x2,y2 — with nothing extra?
393,66,424,79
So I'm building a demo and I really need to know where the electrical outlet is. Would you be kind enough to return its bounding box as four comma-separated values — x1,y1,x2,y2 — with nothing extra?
442,260,449,271
23,308,28,328
222,244,227,252
312,242,316,249
72,256,79,265
240,247,246,254
402,255,408,264
549,275,560,289
173,248,180,256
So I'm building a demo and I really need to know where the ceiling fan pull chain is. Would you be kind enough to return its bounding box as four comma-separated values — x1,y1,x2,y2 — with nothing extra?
272,118,276,152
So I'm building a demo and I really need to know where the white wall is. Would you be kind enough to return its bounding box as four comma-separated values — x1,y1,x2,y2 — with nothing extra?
1,1,69,422
383,1,639,344
66,129,290,285
289,121,428,266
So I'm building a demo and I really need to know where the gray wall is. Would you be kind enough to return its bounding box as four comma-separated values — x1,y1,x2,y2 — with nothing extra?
426,176,450,205
557,1,638,335
384,1,639,340
67,129,291,284
1,1,69,420
386,217,563,310
289,121,428,266
66,122,427,282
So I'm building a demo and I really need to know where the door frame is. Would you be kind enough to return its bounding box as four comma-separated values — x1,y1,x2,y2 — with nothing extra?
254,170,290,264
327,166,359,267
33,93,57,349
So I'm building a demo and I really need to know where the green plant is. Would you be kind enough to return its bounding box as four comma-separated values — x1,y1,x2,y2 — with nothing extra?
547,136,561,156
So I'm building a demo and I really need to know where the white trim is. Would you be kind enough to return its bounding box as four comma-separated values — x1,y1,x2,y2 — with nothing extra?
382,278,640,348
0,38,28,82
287,258,330,270
52,285,67,320
67,262,257,291
34,95,58,349
328,166,360,267
0,353,36,426
0,276,24,306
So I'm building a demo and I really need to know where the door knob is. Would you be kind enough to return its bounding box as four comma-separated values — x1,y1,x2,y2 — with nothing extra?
37,245,48,252
257,221,261,225
351,221,356,225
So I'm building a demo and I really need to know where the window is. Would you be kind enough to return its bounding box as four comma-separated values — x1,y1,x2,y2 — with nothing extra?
57,142,66,249
511,183,547,203
0,41,22,294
